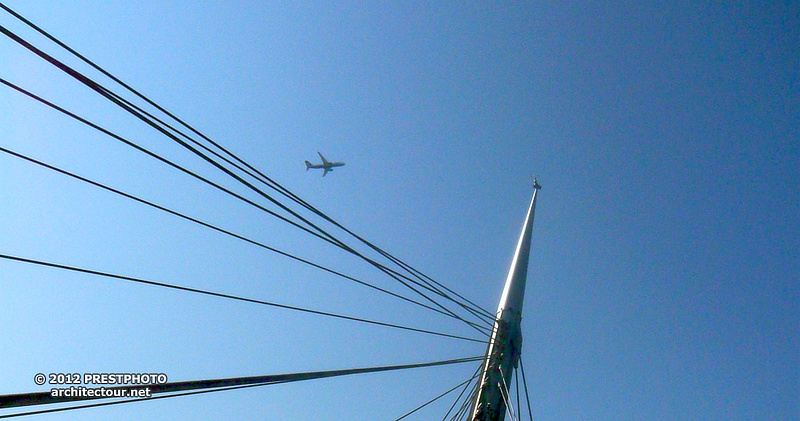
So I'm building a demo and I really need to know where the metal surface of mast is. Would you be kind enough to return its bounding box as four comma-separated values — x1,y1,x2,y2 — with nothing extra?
469,179,541,421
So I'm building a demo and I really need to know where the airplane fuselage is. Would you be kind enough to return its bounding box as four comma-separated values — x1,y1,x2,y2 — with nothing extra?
305,152,345,176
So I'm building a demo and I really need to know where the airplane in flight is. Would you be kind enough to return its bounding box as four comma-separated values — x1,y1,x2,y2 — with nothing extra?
305,152,345,177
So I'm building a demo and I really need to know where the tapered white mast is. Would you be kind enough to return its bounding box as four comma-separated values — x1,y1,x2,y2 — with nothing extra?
469,179,540,421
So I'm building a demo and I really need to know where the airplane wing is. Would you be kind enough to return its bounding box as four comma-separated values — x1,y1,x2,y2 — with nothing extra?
323,167,330,177
317,152,330,165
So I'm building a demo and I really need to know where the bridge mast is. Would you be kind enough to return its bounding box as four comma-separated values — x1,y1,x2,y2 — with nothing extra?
469,179,541,421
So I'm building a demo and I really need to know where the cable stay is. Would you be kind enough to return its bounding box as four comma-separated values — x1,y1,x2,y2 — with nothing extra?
447,378,481,421
117,89,496,326
514,366,521,421
394,365,483,421
0,74,492,336
0,73,488,335
0,77,494,336
519,359,534,421
443,351,489,421
0,254,485,344
0,356,483,411
0,1,495,326
0,144,477,329
107,74,496,326
498,366,518,421
0,77,338,249
439,363,482,421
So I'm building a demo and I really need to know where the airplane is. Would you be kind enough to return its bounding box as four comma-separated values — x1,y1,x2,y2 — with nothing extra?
305,152,345,177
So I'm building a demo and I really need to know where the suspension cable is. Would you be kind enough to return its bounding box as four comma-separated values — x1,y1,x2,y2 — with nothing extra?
498,365,519,421
394,369,481,421
0,144,464,322
520,358,534,420
516,365,522,420
0,254,485,344
0,74,491,336
0,1,495,324
440,363,482,421
449,377,481,421
0,356,484,410
0,72,490,337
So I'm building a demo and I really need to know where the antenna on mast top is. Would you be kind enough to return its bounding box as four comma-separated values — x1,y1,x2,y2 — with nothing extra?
532,175,542,190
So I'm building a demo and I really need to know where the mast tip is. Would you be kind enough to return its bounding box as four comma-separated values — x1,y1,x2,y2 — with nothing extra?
533,176,542,190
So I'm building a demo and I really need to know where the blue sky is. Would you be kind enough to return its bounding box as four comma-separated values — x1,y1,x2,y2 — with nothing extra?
1,1,798,419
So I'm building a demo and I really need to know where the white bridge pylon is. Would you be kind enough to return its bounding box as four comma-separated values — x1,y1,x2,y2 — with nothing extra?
469,179,540,421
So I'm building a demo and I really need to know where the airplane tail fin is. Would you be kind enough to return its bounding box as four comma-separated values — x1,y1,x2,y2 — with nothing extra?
305,161,312,170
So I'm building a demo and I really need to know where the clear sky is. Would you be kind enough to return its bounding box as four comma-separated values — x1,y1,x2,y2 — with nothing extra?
1,1,797,420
